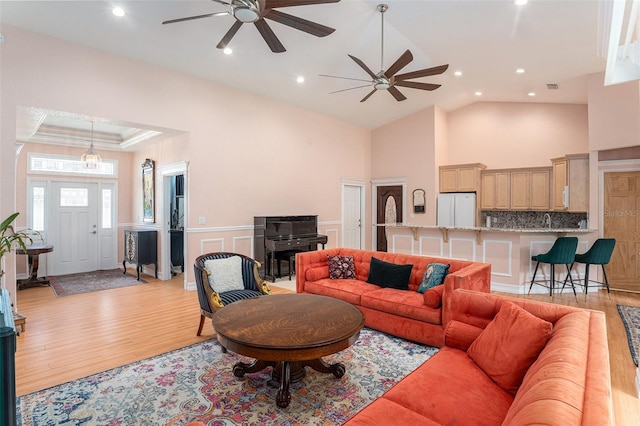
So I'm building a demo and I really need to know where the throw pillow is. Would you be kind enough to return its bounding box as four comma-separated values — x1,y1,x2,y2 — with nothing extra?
204,256,245,294
467,302,553,395
366,257,413,290
327,255,356,279
417,263,450,293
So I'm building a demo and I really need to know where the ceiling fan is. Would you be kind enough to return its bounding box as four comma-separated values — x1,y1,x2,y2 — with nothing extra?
321,3,449,102
162,0,340,53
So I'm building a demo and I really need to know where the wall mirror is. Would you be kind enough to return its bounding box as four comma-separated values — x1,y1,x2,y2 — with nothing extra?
142,158,155,223
413,189,426,214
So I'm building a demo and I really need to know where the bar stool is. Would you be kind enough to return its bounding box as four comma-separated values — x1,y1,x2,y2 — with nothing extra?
564,238,616,299
528,236,578,298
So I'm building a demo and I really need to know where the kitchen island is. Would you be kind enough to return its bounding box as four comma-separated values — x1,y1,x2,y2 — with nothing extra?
378,224,597,294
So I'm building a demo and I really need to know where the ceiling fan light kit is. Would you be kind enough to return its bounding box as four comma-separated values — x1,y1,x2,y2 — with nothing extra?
162,0,340,53
322,3,449,103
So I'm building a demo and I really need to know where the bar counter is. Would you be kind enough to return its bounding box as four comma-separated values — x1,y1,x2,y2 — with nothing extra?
377,223,598,294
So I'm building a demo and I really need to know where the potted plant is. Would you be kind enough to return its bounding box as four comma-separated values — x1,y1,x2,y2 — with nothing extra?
0,212,36,277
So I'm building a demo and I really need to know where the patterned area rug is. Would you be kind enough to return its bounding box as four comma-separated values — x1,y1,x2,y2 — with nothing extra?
17,328,437,425
617,304,640,366
49,269,147,297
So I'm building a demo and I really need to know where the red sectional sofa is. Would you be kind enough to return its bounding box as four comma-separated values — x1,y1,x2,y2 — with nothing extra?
295,248,491,347
344,289,612,426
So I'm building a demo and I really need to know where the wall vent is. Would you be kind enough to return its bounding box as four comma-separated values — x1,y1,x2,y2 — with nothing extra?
546,83,559,90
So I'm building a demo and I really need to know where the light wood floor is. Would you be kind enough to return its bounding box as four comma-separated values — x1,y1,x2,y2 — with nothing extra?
13,272,640,424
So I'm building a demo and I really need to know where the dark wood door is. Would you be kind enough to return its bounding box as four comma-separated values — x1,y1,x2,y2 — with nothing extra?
376,186,403,252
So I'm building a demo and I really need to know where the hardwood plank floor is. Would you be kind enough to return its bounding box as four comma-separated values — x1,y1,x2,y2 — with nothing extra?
13,272,640,424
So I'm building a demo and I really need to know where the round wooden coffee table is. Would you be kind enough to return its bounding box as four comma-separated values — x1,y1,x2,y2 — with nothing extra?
212,293,365,408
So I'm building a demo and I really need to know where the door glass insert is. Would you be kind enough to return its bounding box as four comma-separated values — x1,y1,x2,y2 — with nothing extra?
385,196,397,224
60,187,89,207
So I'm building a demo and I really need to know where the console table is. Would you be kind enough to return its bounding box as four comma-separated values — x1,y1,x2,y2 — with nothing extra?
16,244,54,290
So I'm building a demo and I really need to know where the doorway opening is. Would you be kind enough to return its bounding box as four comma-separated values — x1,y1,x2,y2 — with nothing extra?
161,162,189,286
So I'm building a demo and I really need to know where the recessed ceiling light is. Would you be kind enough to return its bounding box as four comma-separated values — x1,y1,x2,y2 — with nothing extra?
454,71,462,77
112,7,125,17
223,47,233,55
516,68,525,74
528,92,536,97
475,91,482,96
514,0,528,5
296,76,305,84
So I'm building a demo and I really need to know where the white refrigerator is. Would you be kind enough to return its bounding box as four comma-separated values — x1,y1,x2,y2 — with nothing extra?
437,193,476,227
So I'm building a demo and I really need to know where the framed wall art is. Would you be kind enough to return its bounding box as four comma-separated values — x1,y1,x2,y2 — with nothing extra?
142,158,155,223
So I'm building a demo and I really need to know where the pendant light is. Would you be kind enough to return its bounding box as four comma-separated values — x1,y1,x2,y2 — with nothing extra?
81,121,101,169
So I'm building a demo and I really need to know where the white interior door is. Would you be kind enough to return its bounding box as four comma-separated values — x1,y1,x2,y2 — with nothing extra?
49,182,98,275
343,185,363,249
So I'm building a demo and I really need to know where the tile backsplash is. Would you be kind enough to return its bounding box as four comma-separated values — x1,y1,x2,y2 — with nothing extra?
481,211,588,229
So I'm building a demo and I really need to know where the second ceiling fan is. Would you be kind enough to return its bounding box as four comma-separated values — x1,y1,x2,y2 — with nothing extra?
162,0,339,53
322,4,449,102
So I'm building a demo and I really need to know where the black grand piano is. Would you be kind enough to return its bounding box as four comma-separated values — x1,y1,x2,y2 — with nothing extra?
254,215,328,282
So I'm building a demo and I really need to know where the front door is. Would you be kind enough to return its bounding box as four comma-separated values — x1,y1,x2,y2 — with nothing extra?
376,185,403,252
604,171,640,292
48,181,99,275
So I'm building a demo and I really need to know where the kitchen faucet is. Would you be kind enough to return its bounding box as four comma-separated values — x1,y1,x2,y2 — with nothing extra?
543,213,551,229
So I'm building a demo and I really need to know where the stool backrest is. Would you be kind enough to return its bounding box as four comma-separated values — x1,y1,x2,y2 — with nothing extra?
541,237,579,264
582,238,616,265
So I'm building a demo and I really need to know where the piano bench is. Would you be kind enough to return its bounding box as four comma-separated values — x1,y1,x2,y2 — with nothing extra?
275,250,301,281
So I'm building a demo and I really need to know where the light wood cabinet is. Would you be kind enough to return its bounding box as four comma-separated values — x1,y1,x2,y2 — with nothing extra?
530,169,550,210
439,163,486,193
510,172,530,210
481,171,510,210
552,154,589,212
508,168,550,210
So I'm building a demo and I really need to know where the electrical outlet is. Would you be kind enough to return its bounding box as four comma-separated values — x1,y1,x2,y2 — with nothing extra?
198,216,205,225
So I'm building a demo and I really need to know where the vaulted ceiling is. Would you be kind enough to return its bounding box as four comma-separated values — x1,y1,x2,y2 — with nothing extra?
0,0,613,147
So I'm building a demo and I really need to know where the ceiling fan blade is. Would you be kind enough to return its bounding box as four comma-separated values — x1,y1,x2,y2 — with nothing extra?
211,0,232,5
264,10,335,37
360,89,377,103
395,64,449,81
266,0,340,7
329,84,373,94
254,19,286,53
319,74,373,83
162,12,228,25
384,50,413,78
348,55,377,80
216,21,244,49
388,86,407,101
394,80,441,91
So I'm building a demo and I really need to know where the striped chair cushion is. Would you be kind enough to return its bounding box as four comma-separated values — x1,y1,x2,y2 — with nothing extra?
219,289,264,306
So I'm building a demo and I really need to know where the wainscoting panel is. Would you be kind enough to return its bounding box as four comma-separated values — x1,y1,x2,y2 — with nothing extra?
483,239,513,277
419,236,444,258
200,238,224,255
448,238,476,261
391,234,415,255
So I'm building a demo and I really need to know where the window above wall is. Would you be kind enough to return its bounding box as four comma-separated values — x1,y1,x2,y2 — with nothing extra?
28,153,118,177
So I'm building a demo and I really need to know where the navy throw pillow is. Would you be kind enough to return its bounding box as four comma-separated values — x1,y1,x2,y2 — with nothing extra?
366,257,413,290
418,263,451,293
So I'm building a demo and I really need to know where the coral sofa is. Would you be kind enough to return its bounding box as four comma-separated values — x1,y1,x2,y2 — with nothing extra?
345,289,612,426
295,248,491,347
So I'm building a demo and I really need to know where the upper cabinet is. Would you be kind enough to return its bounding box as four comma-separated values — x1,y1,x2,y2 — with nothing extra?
551,154,589,212
439,163,486,193
509,168,550,211
481,167,550,211
481,170,510,210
